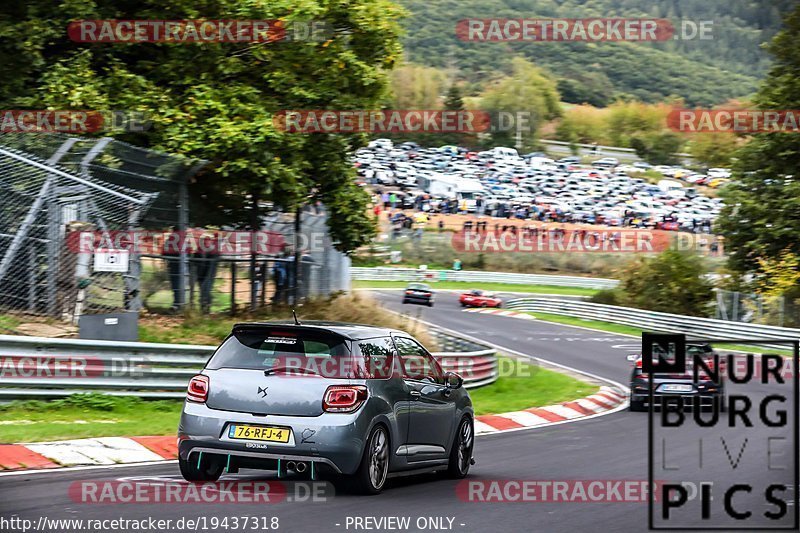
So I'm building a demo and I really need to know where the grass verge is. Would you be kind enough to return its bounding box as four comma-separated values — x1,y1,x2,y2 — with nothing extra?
352,280,598,296
139,292,437,348
0,359,597,442
0,394,182,443
465,357,598,416
526,312,794,356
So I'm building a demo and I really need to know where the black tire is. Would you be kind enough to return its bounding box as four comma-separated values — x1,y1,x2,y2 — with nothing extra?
446,417,474,478
350,425,390,495
402,299,408,304
179,453,224,482
428,301,434,307
629,399,647,412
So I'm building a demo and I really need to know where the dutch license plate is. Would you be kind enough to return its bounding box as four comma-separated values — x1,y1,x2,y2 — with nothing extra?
660,384,693,393
228,424,291,443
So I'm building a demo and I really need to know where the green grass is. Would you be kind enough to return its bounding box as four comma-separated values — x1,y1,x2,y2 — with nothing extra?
0,314,22,334
0,359,596,442
353,280,599,296
469,357,598,416
526,312,794,356
0,394,182,444
139,314,238,344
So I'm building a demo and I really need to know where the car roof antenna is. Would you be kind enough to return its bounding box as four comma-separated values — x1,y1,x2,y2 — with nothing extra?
292,309,301,325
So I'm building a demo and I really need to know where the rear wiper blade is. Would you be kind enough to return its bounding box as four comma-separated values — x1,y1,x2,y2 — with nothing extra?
264,366,318,376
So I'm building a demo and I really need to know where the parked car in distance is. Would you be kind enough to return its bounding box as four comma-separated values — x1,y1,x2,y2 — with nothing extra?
178,322,474,493
592,157,619,168
459,290,502,308
402,283,435,307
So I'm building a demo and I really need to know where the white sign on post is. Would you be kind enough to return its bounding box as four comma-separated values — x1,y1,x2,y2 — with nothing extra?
93,249,130,273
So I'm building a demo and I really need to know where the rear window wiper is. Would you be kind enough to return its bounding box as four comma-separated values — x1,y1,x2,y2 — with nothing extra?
264,366,318,376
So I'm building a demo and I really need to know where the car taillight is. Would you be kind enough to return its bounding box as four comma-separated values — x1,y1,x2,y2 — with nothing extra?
323,385,368,413
634,359,649,379
405,290,413,295
187,375,209,403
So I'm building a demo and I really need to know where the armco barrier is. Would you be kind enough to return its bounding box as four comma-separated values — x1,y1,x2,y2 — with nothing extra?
351,267,618,289
0,329,498,400
506,298,800,349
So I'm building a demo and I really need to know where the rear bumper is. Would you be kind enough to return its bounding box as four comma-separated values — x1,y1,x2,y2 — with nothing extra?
178,401,373,474
630,391,723,406
403,296,432,305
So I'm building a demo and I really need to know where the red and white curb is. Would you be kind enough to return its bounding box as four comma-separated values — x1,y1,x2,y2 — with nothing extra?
473,386,626,435
0,436,177,471
463,308,536,320
0,388,626,472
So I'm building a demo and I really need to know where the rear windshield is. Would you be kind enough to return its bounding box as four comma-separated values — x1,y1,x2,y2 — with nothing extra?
207,330,352,375
407,283,429,290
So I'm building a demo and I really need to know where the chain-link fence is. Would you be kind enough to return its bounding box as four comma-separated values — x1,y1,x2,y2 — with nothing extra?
0,133,351,323
0,141,161,320
714,289,800,328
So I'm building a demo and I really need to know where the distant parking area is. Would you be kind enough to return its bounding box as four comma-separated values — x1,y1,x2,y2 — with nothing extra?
357,140,728,235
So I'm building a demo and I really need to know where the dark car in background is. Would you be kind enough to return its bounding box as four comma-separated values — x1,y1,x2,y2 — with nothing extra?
402,283,434,307
179,322,473,494
628,343,726,411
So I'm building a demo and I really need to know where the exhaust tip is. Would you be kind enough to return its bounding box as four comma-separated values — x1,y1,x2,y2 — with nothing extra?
286,461,296,471
295,462,307,473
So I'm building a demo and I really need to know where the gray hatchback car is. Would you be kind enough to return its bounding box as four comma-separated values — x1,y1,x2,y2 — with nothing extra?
178,321,474,494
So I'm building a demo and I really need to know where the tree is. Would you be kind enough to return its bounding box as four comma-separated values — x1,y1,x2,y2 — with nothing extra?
478,58,561,151
618,249,714,317
556,104,608,145
0,0,405,253
687,133,740,168
388,63,446,109
444,84,464,111
717,3,800,272
629,131,683,165
753,250,800,327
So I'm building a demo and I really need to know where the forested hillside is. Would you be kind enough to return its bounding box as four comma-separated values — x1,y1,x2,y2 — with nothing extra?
399,0,793,106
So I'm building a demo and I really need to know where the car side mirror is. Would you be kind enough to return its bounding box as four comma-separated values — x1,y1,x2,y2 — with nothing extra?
445,371,463,389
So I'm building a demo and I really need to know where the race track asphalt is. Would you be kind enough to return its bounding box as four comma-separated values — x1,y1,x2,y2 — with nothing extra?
0,290,795,532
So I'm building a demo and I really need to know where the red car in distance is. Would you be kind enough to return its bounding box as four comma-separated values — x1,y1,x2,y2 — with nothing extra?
459,290,502,308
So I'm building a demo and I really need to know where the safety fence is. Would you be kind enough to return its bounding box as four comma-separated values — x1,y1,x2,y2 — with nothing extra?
506,298,800,349
0,328,497,400
351,267,619,289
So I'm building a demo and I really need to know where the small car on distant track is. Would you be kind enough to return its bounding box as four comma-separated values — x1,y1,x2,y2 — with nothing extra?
459,290,502,308
178,322,474,494
628,343,726,412
402,282,434,307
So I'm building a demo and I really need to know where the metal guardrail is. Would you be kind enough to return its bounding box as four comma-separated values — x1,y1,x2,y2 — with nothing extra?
0,329,498,400
506,298,800,349
540,139,694,162
351,267,619,289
